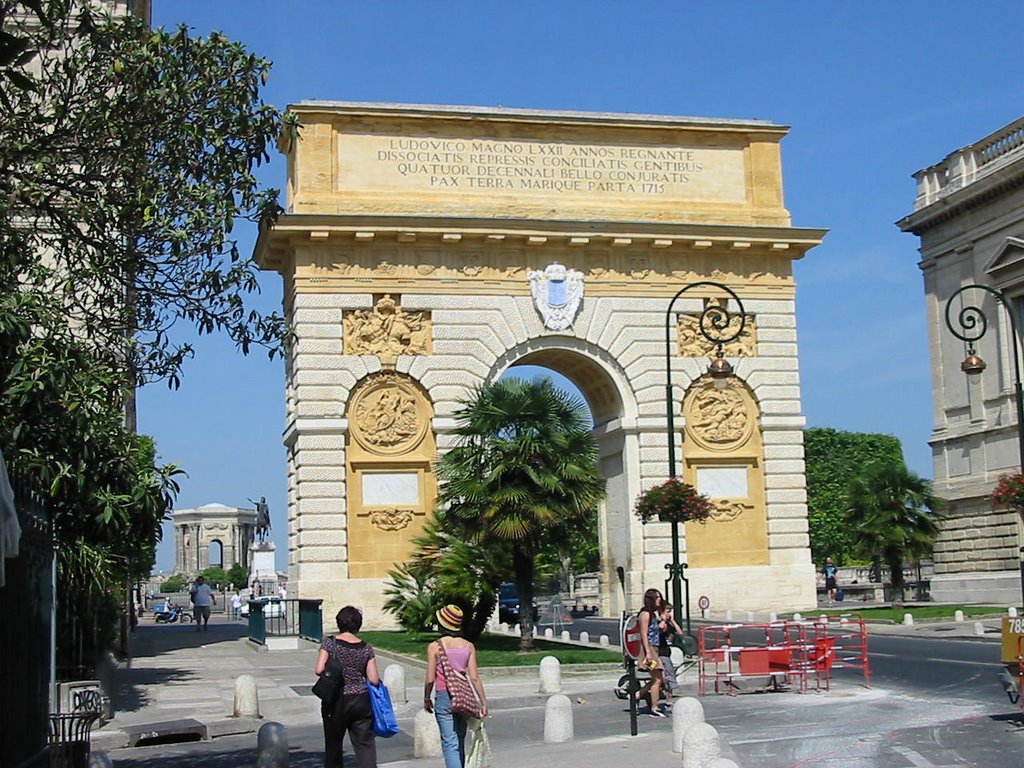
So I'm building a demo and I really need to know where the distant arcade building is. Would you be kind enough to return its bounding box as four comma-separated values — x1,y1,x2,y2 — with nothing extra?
172,503,255,578
256,102,826,626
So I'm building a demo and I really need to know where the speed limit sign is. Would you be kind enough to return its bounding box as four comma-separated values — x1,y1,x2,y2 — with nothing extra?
698,595,710,611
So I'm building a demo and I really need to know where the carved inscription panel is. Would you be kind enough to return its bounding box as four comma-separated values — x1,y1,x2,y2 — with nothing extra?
338,133,746,203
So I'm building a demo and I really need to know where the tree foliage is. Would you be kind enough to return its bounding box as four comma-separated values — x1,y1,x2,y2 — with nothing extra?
383,513,508,641
1,1,286,670
436,379,606,650
2,1,287,386
845,463,941,605
804,427,905,565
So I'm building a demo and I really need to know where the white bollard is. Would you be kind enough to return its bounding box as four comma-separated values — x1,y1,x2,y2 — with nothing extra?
725,610,734,622
383,664,407,703
233,674,260,718
793,613,803,622
539,655,561,693
560,630,571,642
1010,607,1018,618
544,694,574,743
88,752,113,768
414,709,442,757
746,611,755,623
579,631,590,644
672,697,705,753
954,609,965,622
256,722,288,768
681,721,721,768
769,612,778,622
974,621,986,636
599,634,610,647
903,613,914,626
544,628,553,638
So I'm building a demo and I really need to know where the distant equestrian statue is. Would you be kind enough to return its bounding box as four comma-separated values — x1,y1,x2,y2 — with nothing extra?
249,496,271,542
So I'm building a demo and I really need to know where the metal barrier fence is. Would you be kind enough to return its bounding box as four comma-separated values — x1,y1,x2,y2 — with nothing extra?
247,598,323,644
0,473,53,768
697,614,870,696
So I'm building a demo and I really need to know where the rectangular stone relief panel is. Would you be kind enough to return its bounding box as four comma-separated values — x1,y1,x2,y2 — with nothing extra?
342,294,432,358
677,313,756,357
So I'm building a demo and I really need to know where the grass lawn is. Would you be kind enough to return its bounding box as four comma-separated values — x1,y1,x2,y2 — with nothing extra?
361,631,622,667
783,605,1009,622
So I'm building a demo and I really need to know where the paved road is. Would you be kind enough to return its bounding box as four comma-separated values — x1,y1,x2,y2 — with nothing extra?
101,614,1024,767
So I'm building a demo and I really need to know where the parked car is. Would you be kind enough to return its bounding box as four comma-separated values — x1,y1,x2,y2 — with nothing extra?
498,583,538,625
240,596,285,619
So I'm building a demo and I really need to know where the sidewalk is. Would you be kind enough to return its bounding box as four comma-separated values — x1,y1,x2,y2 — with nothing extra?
93,610,1003,766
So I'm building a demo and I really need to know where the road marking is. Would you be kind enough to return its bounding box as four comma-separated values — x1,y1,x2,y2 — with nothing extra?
870,652,1002,668
891,746,963,767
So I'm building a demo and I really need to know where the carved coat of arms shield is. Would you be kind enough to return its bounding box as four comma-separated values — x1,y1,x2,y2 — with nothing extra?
528,263,584,331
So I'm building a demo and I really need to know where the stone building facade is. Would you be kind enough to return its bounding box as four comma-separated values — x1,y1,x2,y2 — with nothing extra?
172,503,255,577
256,102,826,626
898,116,1024,604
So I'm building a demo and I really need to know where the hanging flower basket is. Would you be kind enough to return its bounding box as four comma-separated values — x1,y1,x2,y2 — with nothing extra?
634,478,714,525
991,472,1024,511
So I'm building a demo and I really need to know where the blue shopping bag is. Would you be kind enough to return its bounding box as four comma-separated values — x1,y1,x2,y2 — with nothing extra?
367,681,400,737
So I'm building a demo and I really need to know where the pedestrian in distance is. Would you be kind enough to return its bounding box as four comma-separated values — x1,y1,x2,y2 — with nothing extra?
316,605,380,768
423,604,489,768
189,576,215,631
823,557,839,606
230,590,242,619
658,602,683,708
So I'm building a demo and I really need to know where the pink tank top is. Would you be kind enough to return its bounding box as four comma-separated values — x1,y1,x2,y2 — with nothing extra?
435,645,471,692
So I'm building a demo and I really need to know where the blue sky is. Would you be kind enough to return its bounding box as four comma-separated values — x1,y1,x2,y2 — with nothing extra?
142,1,1024,572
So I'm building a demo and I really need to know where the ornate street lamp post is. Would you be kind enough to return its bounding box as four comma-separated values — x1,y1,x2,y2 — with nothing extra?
664,281,747,629
944,283,1024,607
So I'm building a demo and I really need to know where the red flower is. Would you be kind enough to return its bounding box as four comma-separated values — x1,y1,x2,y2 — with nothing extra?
992,473,1024,511
634,478,713,525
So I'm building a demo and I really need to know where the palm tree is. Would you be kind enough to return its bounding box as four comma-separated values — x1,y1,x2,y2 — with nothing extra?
383,512,510,641
846,463,941,605
436,378,606,651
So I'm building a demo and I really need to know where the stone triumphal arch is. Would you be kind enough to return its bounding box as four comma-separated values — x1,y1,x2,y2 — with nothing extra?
256,102,826,626
172,503,255,578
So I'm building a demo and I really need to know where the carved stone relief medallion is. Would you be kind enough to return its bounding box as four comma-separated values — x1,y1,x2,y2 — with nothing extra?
350,373,429,455
684,380,755,451
343,295,430,360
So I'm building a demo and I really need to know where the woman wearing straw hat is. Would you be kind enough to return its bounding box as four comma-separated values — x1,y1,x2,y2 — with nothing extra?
423,604,489,768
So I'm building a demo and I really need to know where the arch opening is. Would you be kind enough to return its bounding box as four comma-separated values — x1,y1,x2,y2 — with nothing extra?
495,346,635,617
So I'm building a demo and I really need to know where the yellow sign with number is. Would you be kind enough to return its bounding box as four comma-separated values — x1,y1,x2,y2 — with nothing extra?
1001,617,1024,665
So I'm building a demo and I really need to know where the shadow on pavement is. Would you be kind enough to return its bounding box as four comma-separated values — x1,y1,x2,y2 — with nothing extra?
111,620,250,713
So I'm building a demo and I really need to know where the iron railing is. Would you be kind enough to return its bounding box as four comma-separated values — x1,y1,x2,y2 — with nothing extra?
1,473,53,768
246,598,322,644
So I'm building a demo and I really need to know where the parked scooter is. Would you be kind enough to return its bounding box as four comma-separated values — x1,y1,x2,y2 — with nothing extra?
154,602,192,624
